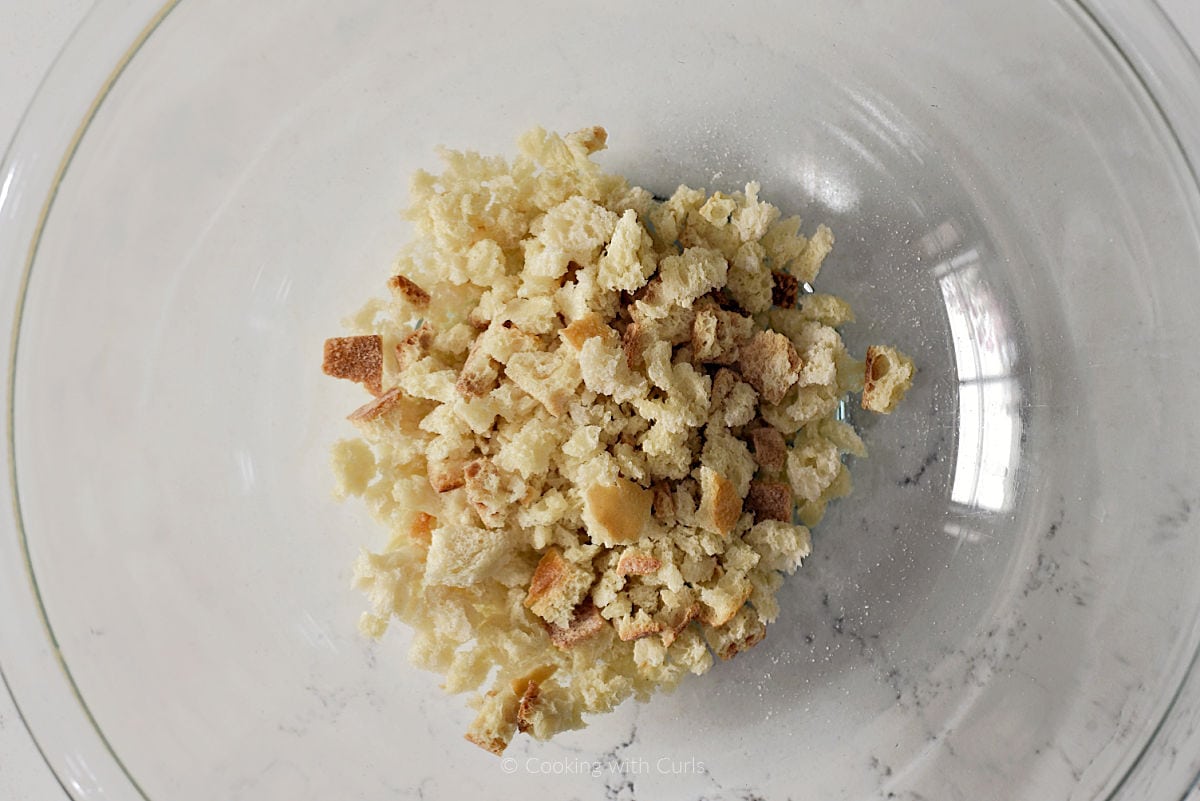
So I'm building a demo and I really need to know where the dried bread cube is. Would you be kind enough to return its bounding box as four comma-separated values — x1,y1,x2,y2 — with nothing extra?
323,335,384,395
559,312,610,350
862,345,915,413
698,567,754,627
745,480,793,523
656,247,728,307
616,549,662,577
738,330,803,405
463,458,519,529
465,690,520,756
456,338,501,398
792,223,835,283
700,427,756,498
708,368,758,428
493,410,565,480
578,335,648,404
692,307,755,365
347,386,406,425
725,241,773,314
616,609,662,641
749,426,788,474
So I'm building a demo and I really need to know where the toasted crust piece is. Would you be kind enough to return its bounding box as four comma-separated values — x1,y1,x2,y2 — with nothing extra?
516,681,541,733
616,610,662,641
659,603,701,647
622,322,645,369
697,467,742,537
559,312,610,350
745,480,793,523
395,323,435,371
749,426,788,474
737,331,802,405
771,271,799,308
510,664,557,733
347,386,403,423
428,461,466,493
456,339,500,398
463,458,505,528
323,335,383,395
546,600,607,649
525,547,594,627
616,549,663,577
409,512,437,545
862,345,915,414
651,481,676,522
388,274,431,309
464,730,509,756
583,478,652,545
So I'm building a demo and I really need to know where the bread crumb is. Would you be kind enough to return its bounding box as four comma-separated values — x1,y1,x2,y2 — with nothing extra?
745,480,793,523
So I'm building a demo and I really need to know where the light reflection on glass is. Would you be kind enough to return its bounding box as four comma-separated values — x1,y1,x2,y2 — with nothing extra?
65,751,100,796
929,227,1022,518
235,448,257,493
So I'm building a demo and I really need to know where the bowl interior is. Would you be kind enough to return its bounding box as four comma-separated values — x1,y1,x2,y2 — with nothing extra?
9,1,1200,799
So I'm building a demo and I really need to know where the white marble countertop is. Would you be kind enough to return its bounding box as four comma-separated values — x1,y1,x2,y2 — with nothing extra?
2,1,1200,798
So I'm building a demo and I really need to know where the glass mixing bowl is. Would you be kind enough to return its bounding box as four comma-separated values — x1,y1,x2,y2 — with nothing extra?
3,1,1200,799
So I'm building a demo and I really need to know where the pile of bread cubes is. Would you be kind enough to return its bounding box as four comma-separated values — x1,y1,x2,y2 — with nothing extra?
322,126,914,755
